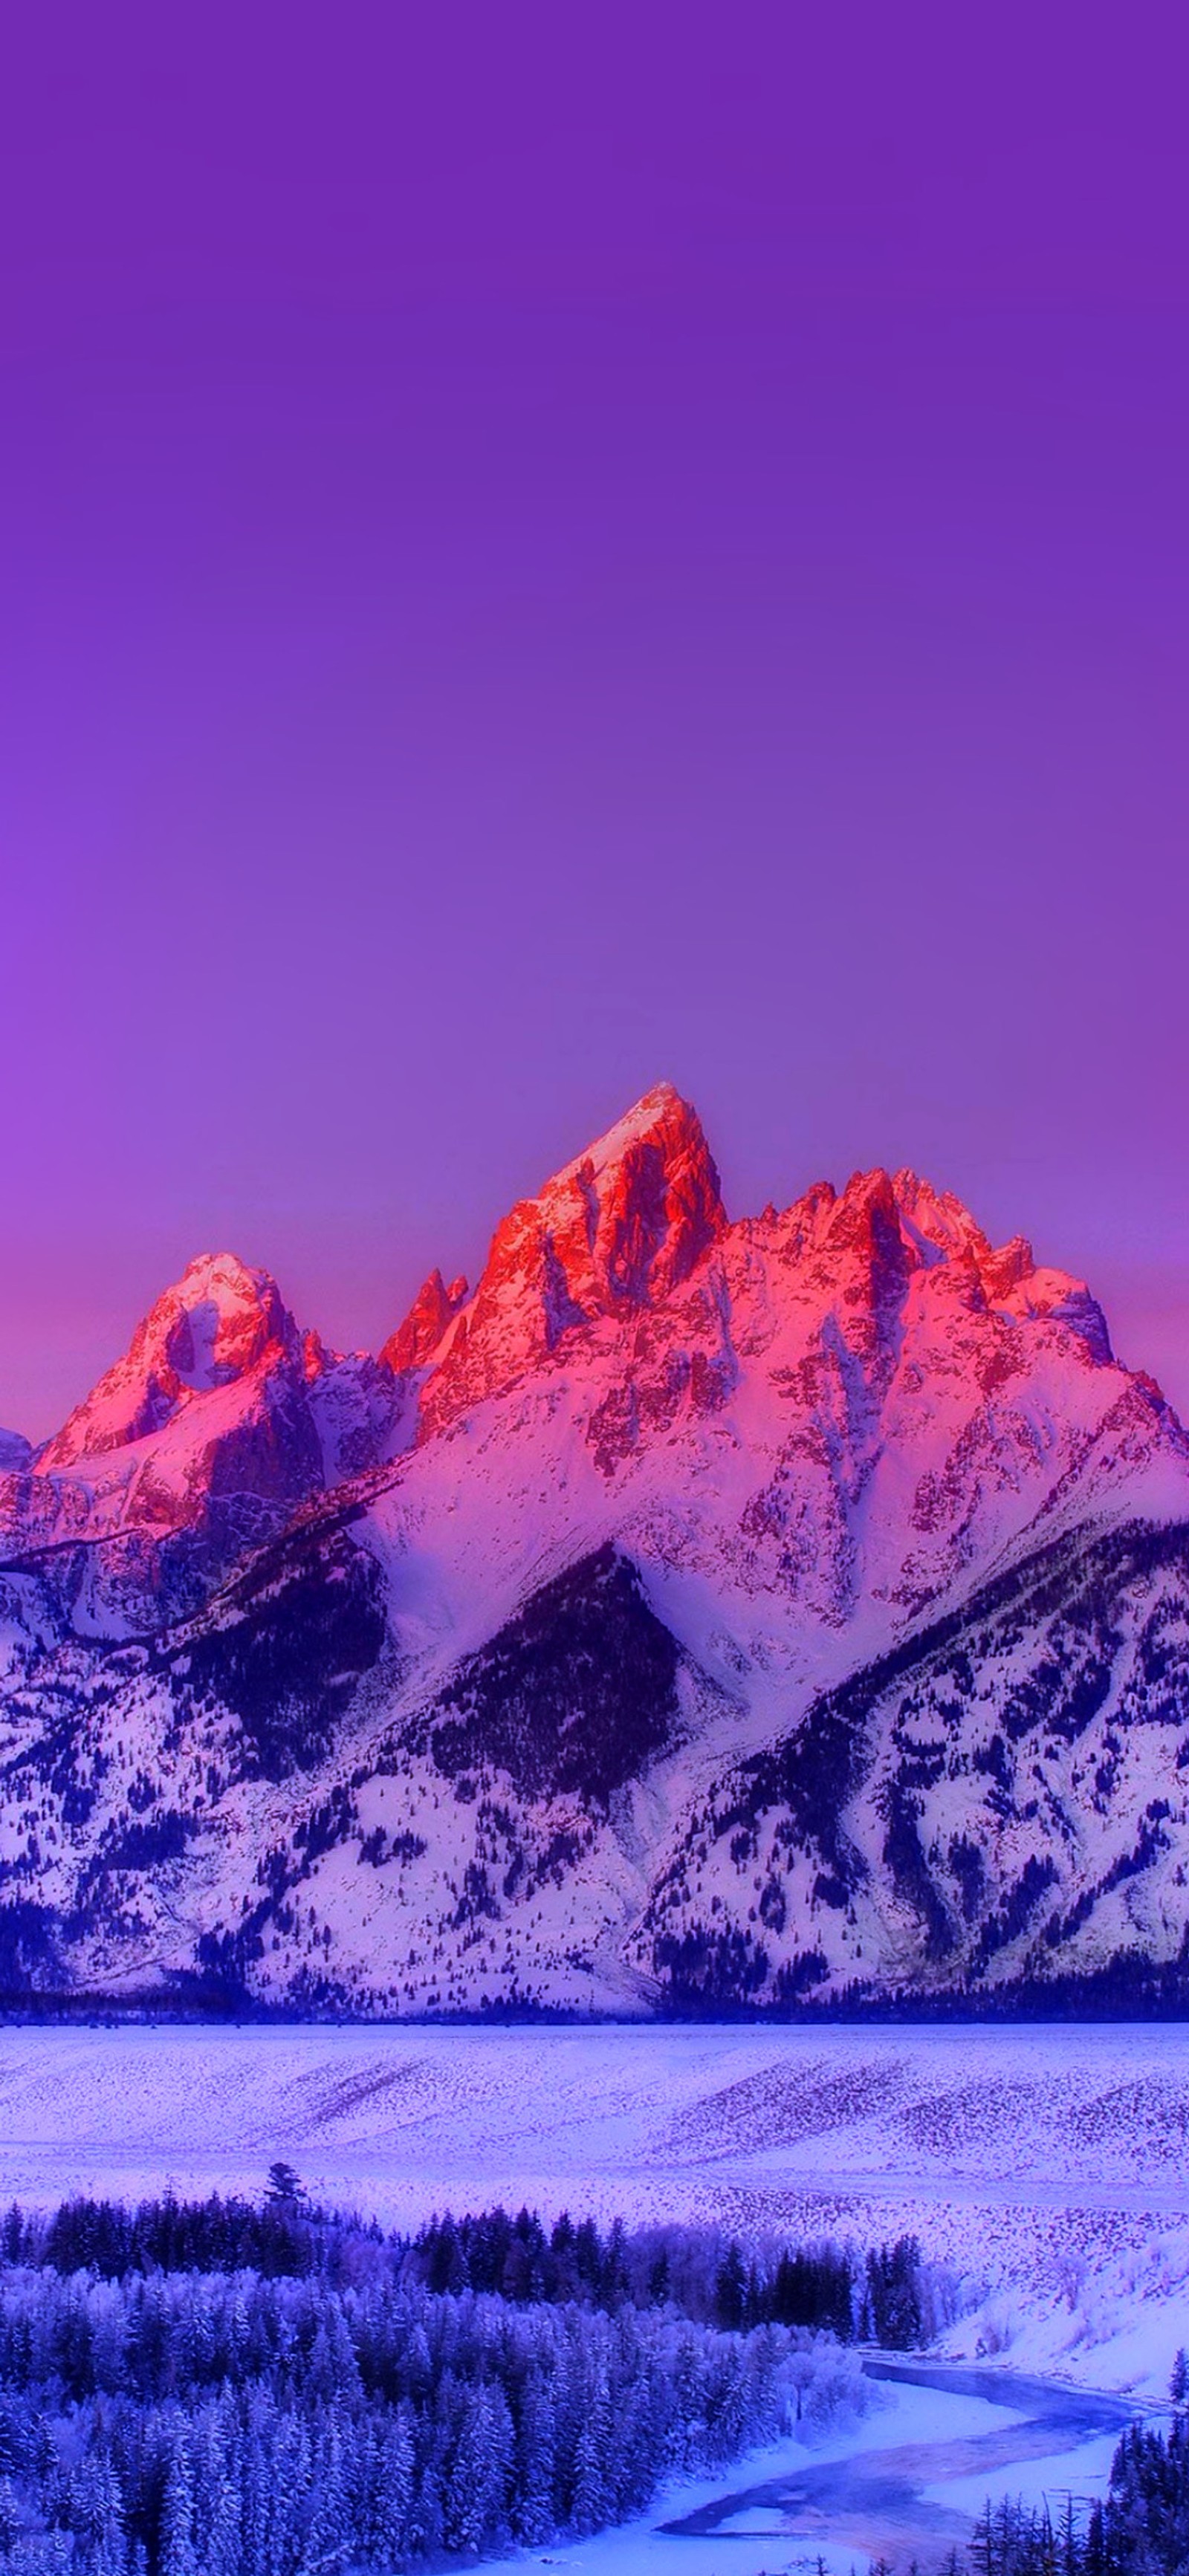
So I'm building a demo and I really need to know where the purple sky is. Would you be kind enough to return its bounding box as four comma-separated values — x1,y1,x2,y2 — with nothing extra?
3,5,1189,1438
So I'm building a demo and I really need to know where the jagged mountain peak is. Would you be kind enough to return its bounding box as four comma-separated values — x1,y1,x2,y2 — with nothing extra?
160,1250,299,1379
39,1251,299,1470
752,1161,1110,1354
405,1100,1138,1464
890,1166,995,1254
380,1270,470,1375
554,1079,712,1179
781,1163,993,1271
415,1084,727,1421
530,1082,727,1291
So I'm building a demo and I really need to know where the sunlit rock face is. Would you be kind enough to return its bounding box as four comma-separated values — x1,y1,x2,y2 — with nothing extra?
38,1252,303,1469
414,1083,728,1432
380,1269,469,1375
1,1085,1188,2015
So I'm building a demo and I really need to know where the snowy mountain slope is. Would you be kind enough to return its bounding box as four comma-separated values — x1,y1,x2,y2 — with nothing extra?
1,1083,1189,2011
4,1506,1189,2014
633,1515,1189,2007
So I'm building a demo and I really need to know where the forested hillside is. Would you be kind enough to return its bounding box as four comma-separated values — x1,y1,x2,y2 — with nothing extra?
0,2193,872,2572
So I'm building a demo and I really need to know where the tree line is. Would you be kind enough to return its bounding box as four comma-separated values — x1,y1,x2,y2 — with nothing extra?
22,2193,924,2348
406,2206,923,2345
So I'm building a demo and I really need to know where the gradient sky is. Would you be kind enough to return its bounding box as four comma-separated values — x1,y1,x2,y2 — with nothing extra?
3,4,1189,1438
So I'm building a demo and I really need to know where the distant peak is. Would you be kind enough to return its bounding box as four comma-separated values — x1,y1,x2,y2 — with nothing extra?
151,1253,297,1387
39,1250,300,1468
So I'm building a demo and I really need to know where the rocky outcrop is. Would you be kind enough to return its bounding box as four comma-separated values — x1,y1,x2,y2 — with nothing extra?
380,1270,469,1373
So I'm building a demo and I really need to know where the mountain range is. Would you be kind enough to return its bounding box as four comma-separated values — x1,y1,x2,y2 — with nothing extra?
2,1083,1188,2016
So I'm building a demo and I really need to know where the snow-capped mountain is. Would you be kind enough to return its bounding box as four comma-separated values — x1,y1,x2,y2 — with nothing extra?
1,1083,1188,2014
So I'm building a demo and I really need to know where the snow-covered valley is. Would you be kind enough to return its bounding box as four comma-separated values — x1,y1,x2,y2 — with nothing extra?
1,2022,1187,2401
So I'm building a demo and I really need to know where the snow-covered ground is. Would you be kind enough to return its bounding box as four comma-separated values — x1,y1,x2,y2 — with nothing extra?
1,2022,1187,2396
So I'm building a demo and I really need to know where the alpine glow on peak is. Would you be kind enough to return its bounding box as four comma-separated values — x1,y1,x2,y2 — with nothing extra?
0,1087,1187,2016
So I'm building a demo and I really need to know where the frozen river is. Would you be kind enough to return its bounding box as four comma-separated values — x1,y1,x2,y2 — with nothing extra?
480,2358,1140,2576
661,2358,1134,2569
0,2020,1187,2392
